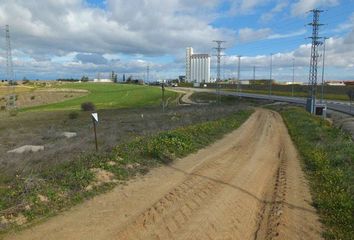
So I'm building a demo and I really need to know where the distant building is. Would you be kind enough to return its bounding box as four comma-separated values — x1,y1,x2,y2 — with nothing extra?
325,81,346,86
93,78,113,83
325,80,354,86
178,75,186,82
185,47,211,83
284,81,304,85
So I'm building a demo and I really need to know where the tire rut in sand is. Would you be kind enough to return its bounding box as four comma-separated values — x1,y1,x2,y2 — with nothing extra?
3,109,323,240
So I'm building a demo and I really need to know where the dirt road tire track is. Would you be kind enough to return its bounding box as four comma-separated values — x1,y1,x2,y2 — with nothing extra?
4,109,322,240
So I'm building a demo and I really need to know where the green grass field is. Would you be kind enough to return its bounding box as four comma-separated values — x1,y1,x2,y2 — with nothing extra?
22,83,177,111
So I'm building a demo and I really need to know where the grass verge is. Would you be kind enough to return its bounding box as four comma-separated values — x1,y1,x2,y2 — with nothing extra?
279,107,353,239
0,109,252,235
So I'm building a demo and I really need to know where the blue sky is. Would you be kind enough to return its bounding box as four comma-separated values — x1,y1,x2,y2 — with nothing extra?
0,0,353,81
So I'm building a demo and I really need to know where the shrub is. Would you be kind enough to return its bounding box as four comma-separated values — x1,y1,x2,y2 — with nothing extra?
81,102,95,111
68,111,79,119
9,109,18,117
30,96,35,100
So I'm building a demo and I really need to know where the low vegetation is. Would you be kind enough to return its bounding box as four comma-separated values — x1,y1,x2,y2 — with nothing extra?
280,107,353,239
23,83,177,111
80,101,95,111
0,109,252,234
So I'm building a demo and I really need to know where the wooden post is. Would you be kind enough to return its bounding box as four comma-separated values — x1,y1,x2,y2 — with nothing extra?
92,118,98,151
162,83,165,112
91,113,99,151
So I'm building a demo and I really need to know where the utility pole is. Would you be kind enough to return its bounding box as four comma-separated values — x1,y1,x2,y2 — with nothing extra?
213,40,226,104
321,37,328,103
253,66,256,81
307,9,323,114
269,53,273,99
237,55,241,96
147,65,150,83
161,82,165,112
292,58,295,97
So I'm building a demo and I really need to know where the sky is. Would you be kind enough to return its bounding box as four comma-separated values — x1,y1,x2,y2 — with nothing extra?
0,0,353,82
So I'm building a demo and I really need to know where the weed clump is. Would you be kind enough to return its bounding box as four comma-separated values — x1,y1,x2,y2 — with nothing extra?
9,109,18,117
81,102,95,111
68,111,79,119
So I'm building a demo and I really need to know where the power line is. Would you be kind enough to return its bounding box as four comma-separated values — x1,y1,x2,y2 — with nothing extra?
320,37,329,103
237,55,241,94
292,58,295,97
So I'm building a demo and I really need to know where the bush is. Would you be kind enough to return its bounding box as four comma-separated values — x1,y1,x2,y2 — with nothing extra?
81,102,95,111
30,96,35,100
9,109,18,117
68,111,79,119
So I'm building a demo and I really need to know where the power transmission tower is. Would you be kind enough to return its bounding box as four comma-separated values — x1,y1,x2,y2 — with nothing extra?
5,25,16,110
213,40,226,104
5,25,14,83
320,37,328,103
237,55,241,96
307,9,323,113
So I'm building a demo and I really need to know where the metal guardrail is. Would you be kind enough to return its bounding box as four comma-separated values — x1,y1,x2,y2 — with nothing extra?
176,87,354,116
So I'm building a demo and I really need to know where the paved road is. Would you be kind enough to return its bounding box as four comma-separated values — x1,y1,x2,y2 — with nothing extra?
176,87,354,116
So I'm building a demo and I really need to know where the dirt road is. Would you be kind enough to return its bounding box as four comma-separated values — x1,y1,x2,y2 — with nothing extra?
4,109,322,240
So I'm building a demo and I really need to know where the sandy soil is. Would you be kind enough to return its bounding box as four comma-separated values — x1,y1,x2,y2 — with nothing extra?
16,89,88,108
3,109,322,240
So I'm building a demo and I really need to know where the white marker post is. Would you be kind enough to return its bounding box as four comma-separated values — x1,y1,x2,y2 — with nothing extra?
91,112,99,151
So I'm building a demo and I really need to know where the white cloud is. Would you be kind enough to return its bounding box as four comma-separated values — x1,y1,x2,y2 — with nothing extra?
0,0,237,79
260,0,289,22
267,29,307,39
223,30,354,81
237,27,306,43
291,0,339,16
238,28,272,42
335,12,354,32
230,0,273,15
0,0,235,57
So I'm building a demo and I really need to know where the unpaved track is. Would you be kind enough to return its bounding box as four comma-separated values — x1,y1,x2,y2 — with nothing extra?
4,109,322,240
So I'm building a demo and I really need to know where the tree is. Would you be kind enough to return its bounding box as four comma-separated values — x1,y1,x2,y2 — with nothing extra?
22,77,30,84
81,76,89,82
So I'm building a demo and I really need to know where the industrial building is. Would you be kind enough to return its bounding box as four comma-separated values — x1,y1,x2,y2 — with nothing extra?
185,47,211,83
